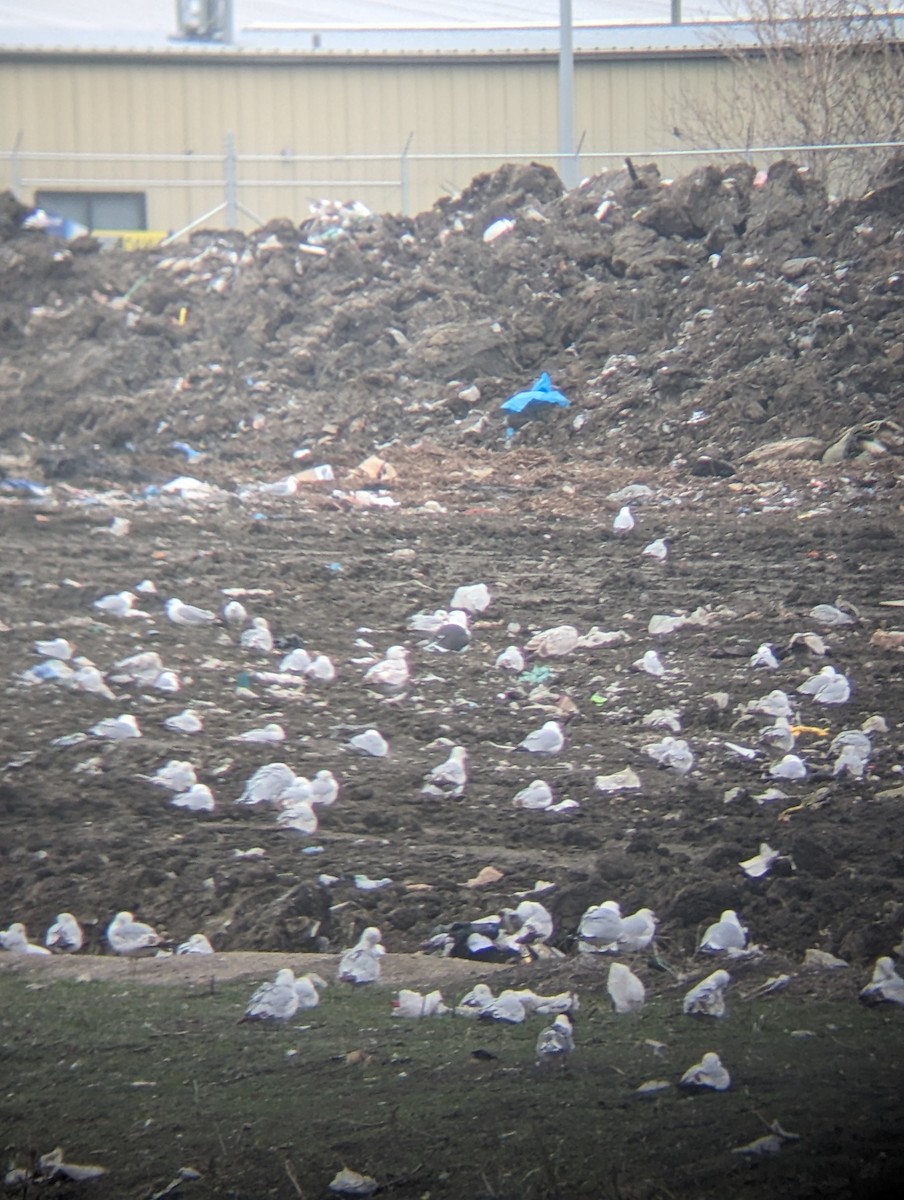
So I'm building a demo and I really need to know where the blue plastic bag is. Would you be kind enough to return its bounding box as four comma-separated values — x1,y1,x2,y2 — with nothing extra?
501,371,570,416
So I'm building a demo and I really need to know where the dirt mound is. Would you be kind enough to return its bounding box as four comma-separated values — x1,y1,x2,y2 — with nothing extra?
1,154,903,488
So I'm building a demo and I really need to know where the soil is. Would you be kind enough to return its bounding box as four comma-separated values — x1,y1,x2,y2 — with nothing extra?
0,156,902,1197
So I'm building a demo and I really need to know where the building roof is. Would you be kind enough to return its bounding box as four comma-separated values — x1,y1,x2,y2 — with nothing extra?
0,1,738,55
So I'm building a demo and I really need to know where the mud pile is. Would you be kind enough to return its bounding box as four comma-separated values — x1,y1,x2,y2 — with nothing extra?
1,154,902,487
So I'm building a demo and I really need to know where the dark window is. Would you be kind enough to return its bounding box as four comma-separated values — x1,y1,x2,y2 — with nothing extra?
34,191,147,231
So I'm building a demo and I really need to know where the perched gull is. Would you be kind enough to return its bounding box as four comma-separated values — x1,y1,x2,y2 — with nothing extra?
164,709,204,734
422,745,468,797
578,901,623,953
642,537,668,562
750,643,780,669
739,843,780,878
305,654,336,682
44,913,84,953
165,598,217,626
69,664,116,700
512,779,555,810
106,911,164,956
392,988,449,1017
425,610,471,653
679,1051,731,1092
295,972,328,1009
311,769,339,807
618,907,658,952
34,637,74,660
338,926,385,984
683,969,731,1017
280,647,312,672
90,714,141,740
236,762,297,805
797,664,851,704
348,729,389,758
363,645,409,693
144,760,197,792
223,600,248,624
607,962,646,1013
700,910,748,954
613,505,635,533
240,616,274,654
171,783,215,812
93,591,145,618
769,753,808,780
478,990,528,1024
535,1014,575,1067
516,720,565,755
240,968,299,1023
276,800,319,835
495,645,525,672
859,957,904,1007
455,982,496,1016
1,922,51,956
450,582,491,613
633,649,666,677
231,722,286,744
177,933,214,955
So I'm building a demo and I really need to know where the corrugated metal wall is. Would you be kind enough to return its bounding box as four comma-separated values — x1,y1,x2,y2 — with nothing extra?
0,52,740,231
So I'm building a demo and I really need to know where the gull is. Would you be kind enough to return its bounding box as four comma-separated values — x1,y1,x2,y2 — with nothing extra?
422,745,468,797
34,637,75,660
111,651,165,686
276,800,319,835
240,968,299,1023
769,753,807,780
643,707,682,732
578,901,623,952
512,779,554,810
354,874,392,891
392,988,449,1017
700,910,748,953
364,645,409,692
834,743,868,778
44,913,83,953
479,990,528,1024
525,625,580,657
164,709,204,734
305,655,336,682
280,647,312,672
165,597,217,625
859,957,904,1007
407,608,449,634
798,665,850,704
739,843,780,878
760,716,795,753
338,927,385,984
679,1051,730,1091
70,664,116,700
311,770,339,806
348,729,389,757
515,989,579,1015
750,642,780,668
595,767,642,794
425,610,471,653
644,736,693,774
613,505,635,533
516,720,564,755
106,911,164,956
172,783,215,811
750,689,794,718
809,603,854,627
608,962,646,1013
236,762,297,805
535,1014,575,1067
231,722,286,744
618,908,657,952
90,713,141,740
450,582,491,613
642,538,668,561
241,616,274,654
177,933,214,955
223,600,248,624
683,969,731,1017
93,591,146,618
144,760,197,792
455,983,495,1015
500,900,554,945
1,922,51,956
495,645,525,672
633,649,666,677
295,972,328,1009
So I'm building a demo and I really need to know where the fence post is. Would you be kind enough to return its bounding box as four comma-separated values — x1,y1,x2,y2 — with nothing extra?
400,132,413,215
224,131,237,228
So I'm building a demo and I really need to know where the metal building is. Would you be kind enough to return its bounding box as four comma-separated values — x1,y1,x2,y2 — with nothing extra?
0,3,894,237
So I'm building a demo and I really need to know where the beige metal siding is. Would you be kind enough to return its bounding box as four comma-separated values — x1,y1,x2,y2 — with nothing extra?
0,52,751,232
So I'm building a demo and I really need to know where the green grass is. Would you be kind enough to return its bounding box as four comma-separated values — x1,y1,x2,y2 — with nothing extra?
1,972,903,1199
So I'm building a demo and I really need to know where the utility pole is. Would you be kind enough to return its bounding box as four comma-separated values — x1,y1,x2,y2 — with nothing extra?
559,0,578,188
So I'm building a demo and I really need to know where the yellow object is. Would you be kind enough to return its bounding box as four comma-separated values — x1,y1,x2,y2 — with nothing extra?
92,230,166,251
790,725,830,738
177,306,188,326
